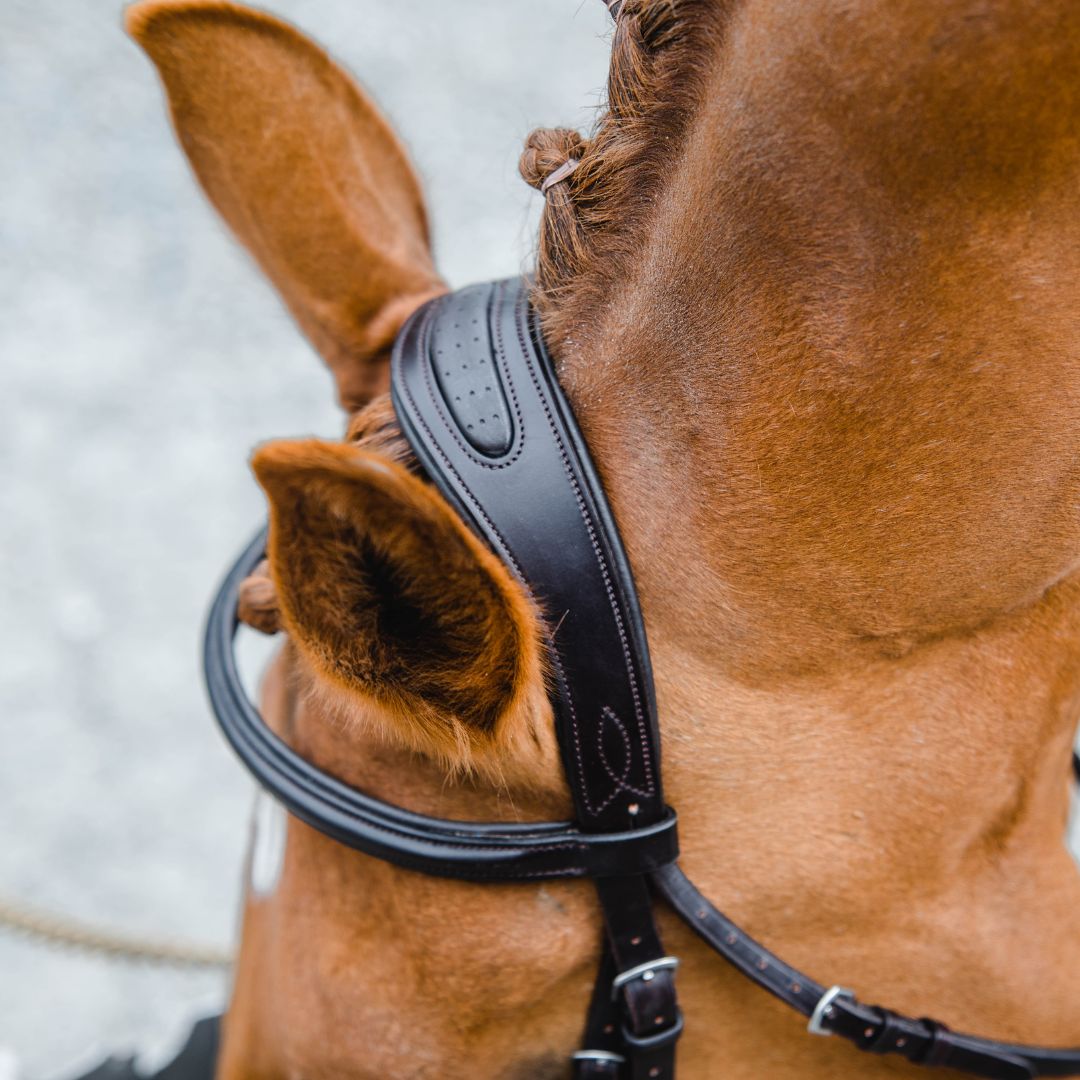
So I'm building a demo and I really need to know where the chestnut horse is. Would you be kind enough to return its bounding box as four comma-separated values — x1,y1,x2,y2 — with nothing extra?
129,0,1080,1076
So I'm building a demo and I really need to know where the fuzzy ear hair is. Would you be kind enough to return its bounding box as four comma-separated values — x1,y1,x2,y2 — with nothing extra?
251,439,546,764
127,1,446,411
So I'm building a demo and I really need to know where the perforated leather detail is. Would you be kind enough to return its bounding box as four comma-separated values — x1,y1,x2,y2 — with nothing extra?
429,284,513,457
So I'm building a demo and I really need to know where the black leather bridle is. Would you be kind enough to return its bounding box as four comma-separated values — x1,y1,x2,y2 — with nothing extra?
205,276,1080,1080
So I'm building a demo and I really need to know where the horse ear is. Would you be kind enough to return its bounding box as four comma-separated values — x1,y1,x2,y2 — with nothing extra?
126,1,446,411
251,439,546,766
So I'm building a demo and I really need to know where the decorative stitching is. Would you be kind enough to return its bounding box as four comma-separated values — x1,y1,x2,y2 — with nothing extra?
511,298,658,812
400,340,608,815
545,647,623,816
398,301,615,815
597,706,652,798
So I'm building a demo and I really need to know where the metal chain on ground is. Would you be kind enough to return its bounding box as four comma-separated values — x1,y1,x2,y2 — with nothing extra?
0,893,233,969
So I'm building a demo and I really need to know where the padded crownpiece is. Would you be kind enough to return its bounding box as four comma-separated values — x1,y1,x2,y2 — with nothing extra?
393,278,668,834
428,284,514,457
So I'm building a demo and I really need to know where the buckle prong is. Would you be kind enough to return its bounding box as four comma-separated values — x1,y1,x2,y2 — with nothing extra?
611,956,680,1001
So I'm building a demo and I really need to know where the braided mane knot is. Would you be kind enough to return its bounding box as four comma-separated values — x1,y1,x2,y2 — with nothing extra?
519,128,587,193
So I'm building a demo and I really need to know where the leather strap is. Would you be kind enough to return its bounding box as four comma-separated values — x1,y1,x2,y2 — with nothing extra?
392,278,668,833
597,875,681,1080
653,864,1080,1078
574,945,628,1080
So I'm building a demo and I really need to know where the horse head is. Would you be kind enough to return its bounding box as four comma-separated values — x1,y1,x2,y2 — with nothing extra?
129,2,1080,1076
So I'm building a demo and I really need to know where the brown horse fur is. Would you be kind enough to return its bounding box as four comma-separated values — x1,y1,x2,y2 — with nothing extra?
251,438,556,782
124,0,446,412
129,0,1080,1076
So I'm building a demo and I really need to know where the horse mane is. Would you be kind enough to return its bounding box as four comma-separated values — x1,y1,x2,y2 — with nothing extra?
519,0,723,347
325,4,725,518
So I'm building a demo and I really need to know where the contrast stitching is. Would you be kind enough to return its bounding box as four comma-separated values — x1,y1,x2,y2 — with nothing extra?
395,284,656,819
546,647,621,817
398,289,611,817
400,357,600,815
597,706,652,799
512,303,657,812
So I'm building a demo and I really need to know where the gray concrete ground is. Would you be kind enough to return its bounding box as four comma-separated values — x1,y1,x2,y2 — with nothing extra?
0,2,611,1075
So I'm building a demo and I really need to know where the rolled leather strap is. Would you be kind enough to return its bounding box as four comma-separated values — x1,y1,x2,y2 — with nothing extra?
205,528,680,883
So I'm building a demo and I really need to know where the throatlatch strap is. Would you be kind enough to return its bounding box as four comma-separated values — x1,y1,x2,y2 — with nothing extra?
392,279,680,1076
653,865,1080,1079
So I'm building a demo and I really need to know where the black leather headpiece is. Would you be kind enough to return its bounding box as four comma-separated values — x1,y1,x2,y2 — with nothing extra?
393,278,665,835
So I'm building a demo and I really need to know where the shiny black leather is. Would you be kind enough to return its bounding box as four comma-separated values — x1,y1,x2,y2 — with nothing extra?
653,863,1080,1078
392,279,667,834
392,278,680,1077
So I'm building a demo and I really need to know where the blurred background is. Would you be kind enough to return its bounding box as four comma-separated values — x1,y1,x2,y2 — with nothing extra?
0,1,611,1075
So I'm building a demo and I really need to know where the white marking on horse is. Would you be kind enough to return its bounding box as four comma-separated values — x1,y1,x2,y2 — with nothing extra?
246,790,287,899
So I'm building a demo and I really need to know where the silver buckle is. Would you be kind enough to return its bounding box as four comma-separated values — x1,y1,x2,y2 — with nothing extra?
808,985,856,1036
572,1050,626,1065
611,956,680,1001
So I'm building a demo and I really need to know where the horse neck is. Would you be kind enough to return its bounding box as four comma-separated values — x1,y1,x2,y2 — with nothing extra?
545,0,1080,922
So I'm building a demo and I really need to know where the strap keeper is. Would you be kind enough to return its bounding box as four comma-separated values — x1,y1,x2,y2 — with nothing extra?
865,1008,906,1055
914,1017,952,1066
620,1009,685,1053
